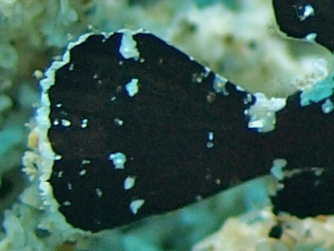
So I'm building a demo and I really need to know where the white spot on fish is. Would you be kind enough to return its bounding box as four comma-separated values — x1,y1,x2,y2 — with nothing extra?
81,119,88,128
322,99,334,114
109,152,127,169
79,169,87,176
53,119,60,126
244,93,253,104
119,30,140,60
213,75,228,95
304,5,315,18
195,195,203,201
81,159,91,164
124,176,136,190
55,154,62,160
130,199,145,214
125,78,139,97
305,33,317,42
63,201,71,206
95,188,103,198
313,167,324,177
208,132,214,141
206,132,214,148
206,92,216,103
205,174,212,181
69,63,74,71
192,68,210,84
67,183,73,190
61,119,71,127
206,142,214,148
296,4,315,21
114,118,124,126
236,85,245,92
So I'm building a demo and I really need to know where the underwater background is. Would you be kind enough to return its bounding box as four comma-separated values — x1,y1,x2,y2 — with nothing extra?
0,0,333,250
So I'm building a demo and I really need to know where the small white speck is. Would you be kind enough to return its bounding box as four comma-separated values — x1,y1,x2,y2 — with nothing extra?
111,96,116,101
236,85,245,92
79,169,87,176
95,188,103,198
56,103,62,108
277,183,285,191
93,73,98,79
195,195,202,201
67,183,73,190
139,58,145,63
313,167,324,177
125,78,139,97
114,118,124,126
118,60,124,65
194,74,203,83
124,176,136,190
81,119,88,128
63,201,71,206
53,119,60,126
295,4,315,21
303,5,315,20
130,199,145,214
57,171,63,178
192,70,209,84
54,154,62,160
61,119,71,127
69,63,74,71
208,132,214,141
322,99,334,114
119,31,140,60
213,75,228,95
206,92,216,103
206,142,214,148
215,179,221,185
244,94,253,104
305,33,317,41
81,159,91,164
109,152,127,169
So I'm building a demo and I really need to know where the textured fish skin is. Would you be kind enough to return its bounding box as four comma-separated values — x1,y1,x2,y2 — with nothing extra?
273,0,334,51
46,31,334,232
